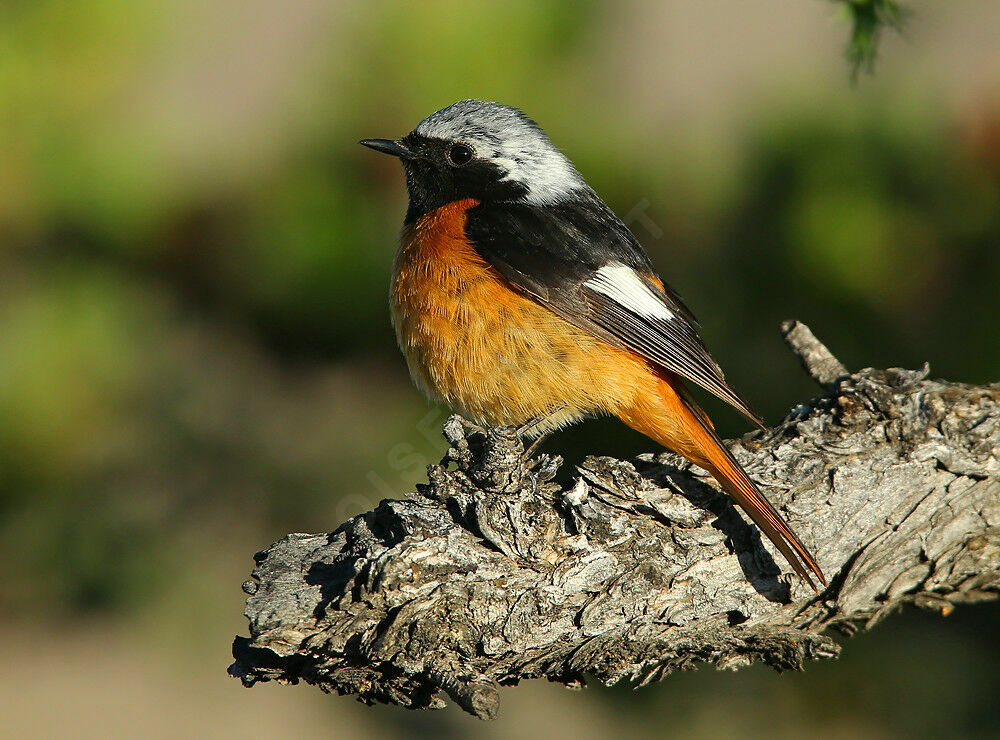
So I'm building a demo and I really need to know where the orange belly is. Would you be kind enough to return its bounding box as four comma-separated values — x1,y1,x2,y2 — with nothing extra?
390,199,658,431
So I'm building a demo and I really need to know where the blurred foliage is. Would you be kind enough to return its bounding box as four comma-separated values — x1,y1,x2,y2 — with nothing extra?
835,0,909,80
0,0,999,736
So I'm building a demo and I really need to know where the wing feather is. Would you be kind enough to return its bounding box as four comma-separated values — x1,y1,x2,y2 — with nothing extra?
465,196,764,427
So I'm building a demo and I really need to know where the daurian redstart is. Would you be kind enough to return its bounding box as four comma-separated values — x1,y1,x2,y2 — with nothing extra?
362,100,825,589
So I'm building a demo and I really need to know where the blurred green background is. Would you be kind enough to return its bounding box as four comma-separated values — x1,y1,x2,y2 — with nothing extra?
2,1,999,737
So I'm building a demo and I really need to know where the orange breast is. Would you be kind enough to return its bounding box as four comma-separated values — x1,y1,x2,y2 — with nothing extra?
390,199,658,430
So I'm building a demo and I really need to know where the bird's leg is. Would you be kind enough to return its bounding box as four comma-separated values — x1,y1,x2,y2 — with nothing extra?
516,405,566,459
456,416,489,437
522,432,553,460
515,404,566,438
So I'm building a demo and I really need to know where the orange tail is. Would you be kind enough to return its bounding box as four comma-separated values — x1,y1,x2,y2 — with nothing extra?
619,371,826,590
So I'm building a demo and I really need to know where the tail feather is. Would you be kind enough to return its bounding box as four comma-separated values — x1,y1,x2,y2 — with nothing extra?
680,396,827,590
619,372,826,590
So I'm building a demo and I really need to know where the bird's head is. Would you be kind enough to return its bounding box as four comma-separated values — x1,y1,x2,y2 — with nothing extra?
361,100,585,222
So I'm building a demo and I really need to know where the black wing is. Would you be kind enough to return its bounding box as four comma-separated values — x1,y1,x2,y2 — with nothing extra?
465,195,764,427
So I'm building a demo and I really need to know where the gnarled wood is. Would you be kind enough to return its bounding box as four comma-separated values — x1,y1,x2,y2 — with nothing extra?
230,323,1000,719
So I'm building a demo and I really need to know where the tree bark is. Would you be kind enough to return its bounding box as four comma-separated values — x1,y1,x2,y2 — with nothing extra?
229,322,1000,720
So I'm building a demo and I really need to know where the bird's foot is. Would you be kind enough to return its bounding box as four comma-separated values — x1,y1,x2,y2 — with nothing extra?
441,414,562,492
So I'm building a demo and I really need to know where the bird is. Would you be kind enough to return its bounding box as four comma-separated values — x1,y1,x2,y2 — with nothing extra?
361,99,826,589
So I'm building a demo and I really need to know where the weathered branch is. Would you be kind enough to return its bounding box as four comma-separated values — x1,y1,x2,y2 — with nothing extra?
229,323,1000,719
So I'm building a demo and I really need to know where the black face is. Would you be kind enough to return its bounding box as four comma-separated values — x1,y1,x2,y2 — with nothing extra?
362,134,529,224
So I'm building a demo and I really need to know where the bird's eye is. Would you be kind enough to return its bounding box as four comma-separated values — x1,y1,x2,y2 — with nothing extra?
447,143,474,167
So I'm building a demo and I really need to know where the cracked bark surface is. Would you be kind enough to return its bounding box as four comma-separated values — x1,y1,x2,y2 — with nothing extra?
229,322,1000,719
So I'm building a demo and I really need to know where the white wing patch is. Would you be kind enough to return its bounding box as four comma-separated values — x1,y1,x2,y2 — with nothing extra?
584,263,675,320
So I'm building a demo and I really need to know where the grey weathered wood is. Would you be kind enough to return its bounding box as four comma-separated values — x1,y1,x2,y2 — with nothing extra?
229,324,1000,719
781,319,849,388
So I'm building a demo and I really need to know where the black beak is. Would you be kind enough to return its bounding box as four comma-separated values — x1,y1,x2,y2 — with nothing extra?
359,138,412,159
